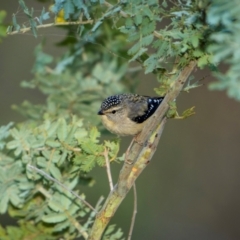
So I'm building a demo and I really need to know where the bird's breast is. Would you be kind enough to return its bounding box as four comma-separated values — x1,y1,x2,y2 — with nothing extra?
100,115,143,136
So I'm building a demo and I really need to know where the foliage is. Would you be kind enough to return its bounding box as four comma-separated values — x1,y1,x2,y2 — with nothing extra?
2,0,240,239
14,42,129,126
0,117,121,239
206,1,240,100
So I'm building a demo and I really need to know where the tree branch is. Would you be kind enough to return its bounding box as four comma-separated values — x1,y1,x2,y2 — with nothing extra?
88,60,196,240
7,20,93,36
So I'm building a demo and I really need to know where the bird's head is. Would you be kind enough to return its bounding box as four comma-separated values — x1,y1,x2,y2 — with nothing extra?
97,95,127,122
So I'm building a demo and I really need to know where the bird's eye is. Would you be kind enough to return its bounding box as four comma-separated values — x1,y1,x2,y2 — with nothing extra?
112,110,116,114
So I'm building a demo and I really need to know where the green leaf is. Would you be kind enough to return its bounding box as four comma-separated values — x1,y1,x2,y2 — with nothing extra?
67,177,78,190
45,121,59,138
12,14,20,31
68,203,80,215
134,13,142,25
63,0,75,19
58,150,68,166
53,221,70,232
191,35,199,48
129,47,148,62
193,49,203,57
0,122,14,150
39,8,50,24
89,127,100,143
81,140,103,154
141,34,154,47
0,193,9,214
19,0,28,13
45,138,61,148
96,156,105,166
143,54,158,74
125,17,133,27
142,7,154,20
57,118,67,142
128,41,141,55
128,31,141,42
18,181,34,191
32,44,53,74
104,140,119,159
197,55,209,68
103,224,124,240
73,0,90,19
49,164,62,180
79,155,96,172
10,194,22,207
48,197,63,212
141,18,156,36
162,0,168,8
49,193,71,212
37,157,47,168
42,213,67,223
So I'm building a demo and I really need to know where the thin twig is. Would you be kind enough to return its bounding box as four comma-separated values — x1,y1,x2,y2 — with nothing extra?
7,20,93,35
27,164,96,212
128,183,137,240
104,148,114,191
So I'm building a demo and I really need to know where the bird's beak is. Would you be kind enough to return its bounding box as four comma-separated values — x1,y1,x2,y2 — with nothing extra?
97,110,104,115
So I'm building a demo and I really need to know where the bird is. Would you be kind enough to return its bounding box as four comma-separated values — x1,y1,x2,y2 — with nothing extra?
97,94,164,136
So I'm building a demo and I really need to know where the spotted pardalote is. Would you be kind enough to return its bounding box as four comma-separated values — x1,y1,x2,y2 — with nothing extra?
98,94,164,136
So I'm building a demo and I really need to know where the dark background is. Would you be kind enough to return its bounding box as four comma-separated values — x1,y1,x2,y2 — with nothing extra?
1,1,240,240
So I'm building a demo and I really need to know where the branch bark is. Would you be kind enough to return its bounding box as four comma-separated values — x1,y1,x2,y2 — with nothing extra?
88,61,196,240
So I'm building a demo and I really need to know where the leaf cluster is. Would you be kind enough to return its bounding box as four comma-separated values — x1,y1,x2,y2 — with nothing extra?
116,0,215,94
0,117,120,239
7,0,240,100
15,44,128,126
206,1,240,100
13,17,138,125
7,0,104,36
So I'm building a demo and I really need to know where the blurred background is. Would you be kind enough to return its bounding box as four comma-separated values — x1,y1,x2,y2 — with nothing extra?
1,1,240,240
